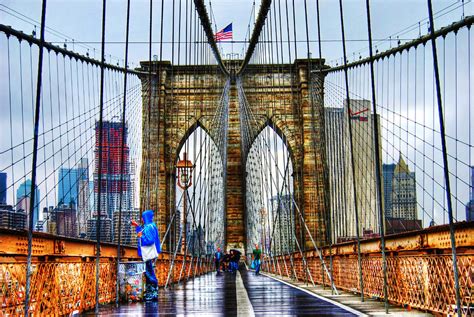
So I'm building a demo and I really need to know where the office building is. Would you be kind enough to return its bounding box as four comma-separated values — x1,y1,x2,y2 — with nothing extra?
113,208,139,246
0,173,6,204
53,204,78,237
58,168,79,207
382,164,396,218
391,155,417,220
0,204,27,230
383,154,420,233
16,179,40,228
93,121,131,223
77,158,91,237
270,195,295,255
87,214,112,242
465,166,474,222
324,100,381,243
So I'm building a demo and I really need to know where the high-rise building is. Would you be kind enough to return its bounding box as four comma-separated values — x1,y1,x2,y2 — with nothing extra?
471,166,474,201
0,204,27,230
77,158,90,237
270,195,295,255
324,100,381,243
87,214,112,242
50,204,78,237
43,206,56,234
113,208,139,246
130,159,138,209
0,173,6,204
382,164,396,218
16,179,39,228
466,166,474,222
466,201,474,222
391,155,417,220
189,225,206,256
93,121,131,224
58,168,79,207
382,154,421,233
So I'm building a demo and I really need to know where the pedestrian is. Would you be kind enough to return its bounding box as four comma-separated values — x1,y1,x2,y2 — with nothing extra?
132,210,161,301
215,247,222,275
252,243,262,275
223,252,231,272
230,249,241,273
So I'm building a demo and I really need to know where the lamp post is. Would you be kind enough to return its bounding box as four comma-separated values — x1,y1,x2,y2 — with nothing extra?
177,152,194,253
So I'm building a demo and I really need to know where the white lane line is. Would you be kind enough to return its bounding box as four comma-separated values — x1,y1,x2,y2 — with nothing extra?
261,273,368,317
236,271,256,317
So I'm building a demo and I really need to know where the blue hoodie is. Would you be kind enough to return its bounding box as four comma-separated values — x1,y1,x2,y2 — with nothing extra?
136,210,161,257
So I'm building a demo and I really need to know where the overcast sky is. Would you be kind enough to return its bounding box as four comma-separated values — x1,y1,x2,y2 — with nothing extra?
1,0,471,67
0,0,472,228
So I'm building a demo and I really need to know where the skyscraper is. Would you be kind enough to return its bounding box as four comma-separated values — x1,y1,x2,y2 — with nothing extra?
471,166,474,201
0,204,26,230
391,155,417,220
58,168,79,207
94,121,131,221
113,208,139,245
50,203,78,237
16,179,39,228
324,100,381,243
270,195,295,255
466,166,474,222
87,215,112,242
382,164,396,218
0,173,6,204
77,158,90,236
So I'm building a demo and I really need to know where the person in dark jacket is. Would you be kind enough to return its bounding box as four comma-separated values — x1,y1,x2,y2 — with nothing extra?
214,247,223,275
230,249,241,273
223,253,232,272
132,210,161,301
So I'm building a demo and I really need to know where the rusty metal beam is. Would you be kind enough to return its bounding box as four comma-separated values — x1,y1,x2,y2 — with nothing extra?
0,228,212,315
323,221,474,256
263,221,474,316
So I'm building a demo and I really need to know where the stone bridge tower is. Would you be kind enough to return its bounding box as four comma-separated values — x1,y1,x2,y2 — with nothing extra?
138,58,328,251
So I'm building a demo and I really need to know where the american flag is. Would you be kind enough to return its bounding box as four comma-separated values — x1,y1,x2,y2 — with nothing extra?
215,23,233,42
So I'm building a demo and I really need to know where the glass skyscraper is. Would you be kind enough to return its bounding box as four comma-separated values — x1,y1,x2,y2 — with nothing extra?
58,168,80,207
382,164,396,218
16,179,40,227
0,172,6,204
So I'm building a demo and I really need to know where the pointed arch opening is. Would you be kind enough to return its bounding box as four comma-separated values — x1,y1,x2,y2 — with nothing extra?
170,125,225,257
245,125,295,257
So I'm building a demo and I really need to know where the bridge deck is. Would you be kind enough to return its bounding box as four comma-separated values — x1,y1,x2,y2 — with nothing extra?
87,269,357,316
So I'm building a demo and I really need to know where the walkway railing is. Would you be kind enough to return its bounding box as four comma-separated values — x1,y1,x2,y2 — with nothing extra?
0,228,212,316
263,222,473,316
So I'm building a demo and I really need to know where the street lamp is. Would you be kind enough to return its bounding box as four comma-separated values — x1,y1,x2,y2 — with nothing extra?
177,152,194,253
177,152,194,190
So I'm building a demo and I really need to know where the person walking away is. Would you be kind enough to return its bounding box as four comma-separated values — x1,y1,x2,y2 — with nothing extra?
223,252,231,272
132,210,161,301
230,249,241,273
214,247,222,275
252,244,262,275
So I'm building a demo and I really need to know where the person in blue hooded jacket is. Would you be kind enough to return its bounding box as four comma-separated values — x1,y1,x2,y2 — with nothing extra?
132,209,161,301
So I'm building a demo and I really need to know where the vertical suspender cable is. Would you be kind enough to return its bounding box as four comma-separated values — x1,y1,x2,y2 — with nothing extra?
95,0,107,313
426,1,461,315
337,0,365,302
145,0,153,209
364,0,388,312
25,0,47,315
115,0,131,306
